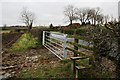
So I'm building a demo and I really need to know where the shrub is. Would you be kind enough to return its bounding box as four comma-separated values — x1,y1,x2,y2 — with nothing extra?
49,23,53,29
76,28,86,36
60,28,86,36
30,28,49,45
62,29,74,35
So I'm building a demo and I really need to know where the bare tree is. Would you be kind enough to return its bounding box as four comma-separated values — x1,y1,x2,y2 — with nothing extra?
93,7,102,25
3,24,7,28
96,14,104,25
89,8,96,25
104,15,110,24
75,7,103,25
20,7,35,32
85,8,94,23
76,8,94,25
110,15,114,22
64,5,77,25
75,8,87,24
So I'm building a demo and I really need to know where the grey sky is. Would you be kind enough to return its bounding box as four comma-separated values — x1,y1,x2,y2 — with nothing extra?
0,0,120,26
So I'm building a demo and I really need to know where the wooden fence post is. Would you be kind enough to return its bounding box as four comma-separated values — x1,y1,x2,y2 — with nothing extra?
47,31,50,42
45,31,47,44
43,31,50,45
74,29,79,57
73,29,79,78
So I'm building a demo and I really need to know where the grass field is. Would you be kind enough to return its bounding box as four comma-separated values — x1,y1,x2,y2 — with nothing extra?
1,30,11,34
18,59,73,78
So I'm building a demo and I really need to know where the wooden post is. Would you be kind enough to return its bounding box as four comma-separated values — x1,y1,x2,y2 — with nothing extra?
44,31,50,45
74,30,78,57
77,68,81,78
47,31,50,42
73,29,79,78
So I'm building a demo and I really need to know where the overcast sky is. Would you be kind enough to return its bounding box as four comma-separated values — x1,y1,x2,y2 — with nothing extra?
0,0,120,26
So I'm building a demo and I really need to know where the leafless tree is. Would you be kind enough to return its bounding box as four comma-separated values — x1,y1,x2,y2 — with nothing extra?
92,7,102,25
110,15,114,22
104,15,110,24
20,7,35,32
3,24,7,28
75,7,103,25
96,14,104,25
64,5,77,25
88,8,95,25
75,8,89,24
85,8,95,23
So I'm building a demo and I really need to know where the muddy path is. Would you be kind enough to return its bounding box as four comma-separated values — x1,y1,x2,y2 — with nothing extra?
2,33,23,49
2,47,59,78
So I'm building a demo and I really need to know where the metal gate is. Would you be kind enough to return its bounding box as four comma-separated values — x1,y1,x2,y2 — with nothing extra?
42,31,67,60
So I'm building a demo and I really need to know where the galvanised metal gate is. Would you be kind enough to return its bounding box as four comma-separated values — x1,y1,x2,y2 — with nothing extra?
42,31,67,60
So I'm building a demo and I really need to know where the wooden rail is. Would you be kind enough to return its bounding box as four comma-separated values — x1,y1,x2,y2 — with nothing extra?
66,30,93,78
67,41,93,51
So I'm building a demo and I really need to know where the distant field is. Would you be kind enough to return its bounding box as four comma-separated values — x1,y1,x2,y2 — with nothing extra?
0,30,11,34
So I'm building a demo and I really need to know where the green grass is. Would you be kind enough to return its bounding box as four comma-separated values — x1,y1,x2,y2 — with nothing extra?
50,31,63,35
76,58,90,67
18,59,93,78
18,58,114,78
9,32,39,52
18,59,73,78
1,30,11,34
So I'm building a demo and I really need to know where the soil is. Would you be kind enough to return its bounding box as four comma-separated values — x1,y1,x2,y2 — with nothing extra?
2,33,23,49
2,47,59,78
1,32,61,79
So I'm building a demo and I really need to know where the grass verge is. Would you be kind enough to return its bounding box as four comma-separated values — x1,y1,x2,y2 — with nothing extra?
9,32,40,52
18,59,73,78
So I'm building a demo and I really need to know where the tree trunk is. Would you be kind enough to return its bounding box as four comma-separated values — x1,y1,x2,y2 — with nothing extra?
28,22,33,32
92,19,94,25
94,19,96,25
70,20,72,25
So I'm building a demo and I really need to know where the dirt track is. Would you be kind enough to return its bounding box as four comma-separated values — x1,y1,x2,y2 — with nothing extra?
2,33,23,49
2,47,59,78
